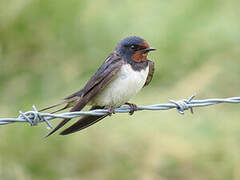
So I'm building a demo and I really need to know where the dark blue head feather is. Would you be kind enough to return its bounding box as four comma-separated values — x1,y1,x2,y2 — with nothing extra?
118,36,145,47
115,36,145,57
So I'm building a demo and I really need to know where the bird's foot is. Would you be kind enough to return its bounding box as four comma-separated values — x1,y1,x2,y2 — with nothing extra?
125,102,137,115
108,107,115,116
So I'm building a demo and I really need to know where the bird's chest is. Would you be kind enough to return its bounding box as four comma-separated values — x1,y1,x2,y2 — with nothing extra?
92,64,149,107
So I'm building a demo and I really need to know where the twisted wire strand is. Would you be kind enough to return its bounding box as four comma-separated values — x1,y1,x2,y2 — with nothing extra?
0,94,240,129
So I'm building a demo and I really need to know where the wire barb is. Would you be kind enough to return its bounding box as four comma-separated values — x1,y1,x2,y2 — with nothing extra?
168,93,196,114
17,106,53,129
32,105,53,129
0,94,240,127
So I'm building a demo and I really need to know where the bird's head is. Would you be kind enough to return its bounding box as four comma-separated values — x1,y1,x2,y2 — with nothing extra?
116,36,156,63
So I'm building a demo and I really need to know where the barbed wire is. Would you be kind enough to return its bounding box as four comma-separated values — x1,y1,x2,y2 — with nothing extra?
0,94,240,129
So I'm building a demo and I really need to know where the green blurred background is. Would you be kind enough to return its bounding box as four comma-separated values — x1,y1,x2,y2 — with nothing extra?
0,0,240,179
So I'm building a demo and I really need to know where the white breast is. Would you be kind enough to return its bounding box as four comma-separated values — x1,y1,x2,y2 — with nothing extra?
91,64,149,107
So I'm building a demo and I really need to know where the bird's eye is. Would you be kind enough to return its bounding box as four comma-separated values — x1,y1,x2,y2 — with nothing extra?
130,45,136,50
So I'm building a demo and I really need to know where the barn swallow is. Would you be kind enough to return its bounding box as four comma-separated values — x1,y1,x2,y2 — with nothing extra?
40,36,156,137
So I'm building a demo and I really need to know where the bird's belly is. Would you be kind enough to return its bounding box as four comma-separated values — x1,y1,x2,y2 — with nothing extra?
91,64,149,107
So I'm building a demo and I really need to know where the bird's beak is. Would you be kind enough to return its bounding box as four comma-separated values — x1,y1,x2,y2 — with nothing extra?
142,47,156,52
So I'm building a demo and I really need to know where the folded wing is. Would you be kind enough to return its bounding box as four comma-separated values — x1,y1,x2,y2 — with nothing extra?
45,53,124,137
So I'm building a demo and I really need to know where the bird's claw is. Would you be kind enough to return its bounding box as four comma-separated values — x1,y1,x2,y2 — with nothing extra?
125,103,137,115
108,107,115,116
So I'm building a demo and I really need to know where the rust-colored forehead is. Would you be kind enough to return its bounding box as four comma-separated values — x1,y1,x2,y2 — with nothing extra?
138,41,150,48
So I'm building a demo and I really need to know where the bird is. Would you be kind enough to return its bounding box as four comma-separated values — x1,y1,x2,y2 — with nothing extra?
40,36,156,137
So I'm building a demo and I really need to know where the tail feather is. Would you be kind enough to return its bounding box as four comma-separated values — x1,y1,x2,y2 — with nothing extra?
45,106,106,137
40,98,76,113
39,102,64,112
45,118,71,138
50,104,70,114
59,114,108,135
41,102,72,138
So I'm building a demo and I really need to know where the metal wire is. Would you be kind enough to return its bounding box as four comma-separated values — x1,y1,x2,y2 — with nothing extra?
0,94,240,129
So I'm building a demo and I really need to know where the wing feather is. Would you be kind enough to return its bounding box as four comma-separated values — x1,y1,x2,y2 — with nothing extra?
144,60,155,87
70,59,123,111
45,53,123,136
